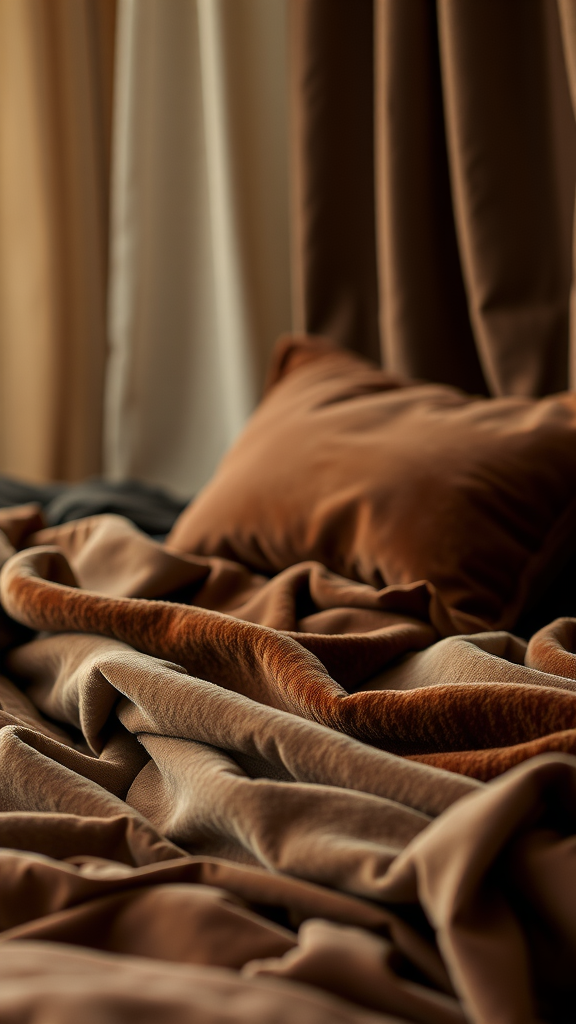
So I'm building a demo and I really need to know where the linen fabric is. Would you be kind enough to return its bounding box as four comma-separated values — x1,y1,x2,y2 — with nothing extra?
167,335,576,635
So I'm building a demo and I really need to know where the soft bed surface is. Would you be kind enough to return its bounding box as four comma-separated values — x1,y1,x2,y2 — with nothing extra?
1,343,576,1020
168,335,576,635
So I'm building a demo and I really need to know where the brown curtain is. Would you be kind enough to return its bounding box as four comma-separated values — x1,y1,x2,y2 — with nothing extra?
0,0,116,482
290,0,576,397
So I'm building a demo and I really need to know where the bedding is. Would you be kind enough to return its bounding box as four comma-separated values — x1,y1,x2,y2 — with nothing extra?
167,335,576,635
1,351,576,1021
0,474,188,537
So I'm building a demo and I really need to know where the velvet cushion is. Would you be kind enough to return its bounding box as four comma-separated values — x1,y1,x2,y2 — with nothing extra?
166,335,576,635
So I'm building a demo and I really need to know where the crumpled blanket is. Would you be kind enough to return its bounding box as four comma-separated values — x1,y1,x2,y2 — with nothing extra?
0,506,576,1023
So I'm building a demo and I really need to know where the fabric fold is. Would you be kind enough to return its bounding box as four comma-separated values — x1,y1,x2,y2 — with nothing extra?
0,512,576,1020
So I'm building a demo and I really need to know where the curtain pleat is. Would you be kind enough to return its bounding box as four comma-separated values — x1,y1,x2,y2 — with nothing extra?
290,0,576,397
558,0,576,388
437,0,575,395
374,0,484,393
0,0,115,481
289,0,380,361
105,0,291,496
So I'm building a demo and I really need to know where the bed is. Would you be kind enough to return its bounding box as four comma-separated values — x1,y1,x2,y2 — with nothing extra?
0,334,575,1023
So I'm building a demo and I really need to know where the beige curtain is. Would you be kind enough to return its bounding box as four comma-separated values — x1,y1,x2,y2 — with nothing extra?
290,0,576,397
0,0,116,482
0,0,290,494
104,0,292,496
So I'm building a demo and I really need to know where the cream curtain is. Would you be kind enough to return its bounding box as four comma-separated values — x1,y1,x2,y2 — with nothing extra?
105,0,292,496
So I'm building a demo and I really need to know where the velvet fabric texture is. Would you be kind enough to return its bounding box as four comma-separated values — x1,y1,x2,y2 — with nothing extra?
1,503,576,1019
289,0,576,396
167,335,576,635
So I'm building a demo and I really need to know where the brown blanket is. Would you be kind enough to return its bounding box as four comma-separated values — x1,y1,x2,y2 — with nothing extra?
0,507,576,1022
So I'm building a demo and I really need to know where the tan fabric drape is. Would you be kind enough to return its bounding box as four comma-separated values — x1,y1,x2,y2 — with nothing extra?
290,0,576,397
0,0,116,482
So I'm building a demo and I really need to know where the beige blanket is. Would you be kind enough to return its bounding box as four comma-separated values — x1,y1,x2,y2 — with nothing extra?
0,506,575,1023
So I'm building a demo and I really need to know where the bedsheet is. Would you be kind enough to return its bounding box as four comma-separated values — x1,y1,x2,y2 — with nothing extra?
0,508,575,1022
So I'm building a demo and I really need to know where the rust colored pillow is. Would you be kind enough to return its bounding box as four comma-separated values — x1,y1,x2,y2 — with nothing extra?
167,335,576,635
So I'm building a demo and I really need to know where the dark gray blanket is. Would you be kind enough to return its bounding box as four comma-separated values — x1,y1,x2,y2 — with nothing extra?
0,475,188,537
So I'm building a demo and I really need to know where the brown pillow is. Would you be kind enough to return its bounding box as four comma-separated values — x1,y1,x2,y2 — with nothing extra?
166,335,576,635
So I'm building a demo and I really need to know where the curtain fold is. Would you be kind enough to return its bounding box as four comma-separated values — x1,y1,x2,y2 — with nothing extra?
558,0,576,387
0,0,115,482
291,0,576,397
436,0,575,395
105,0,292,496
289,0,380,362
374,0,484,393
